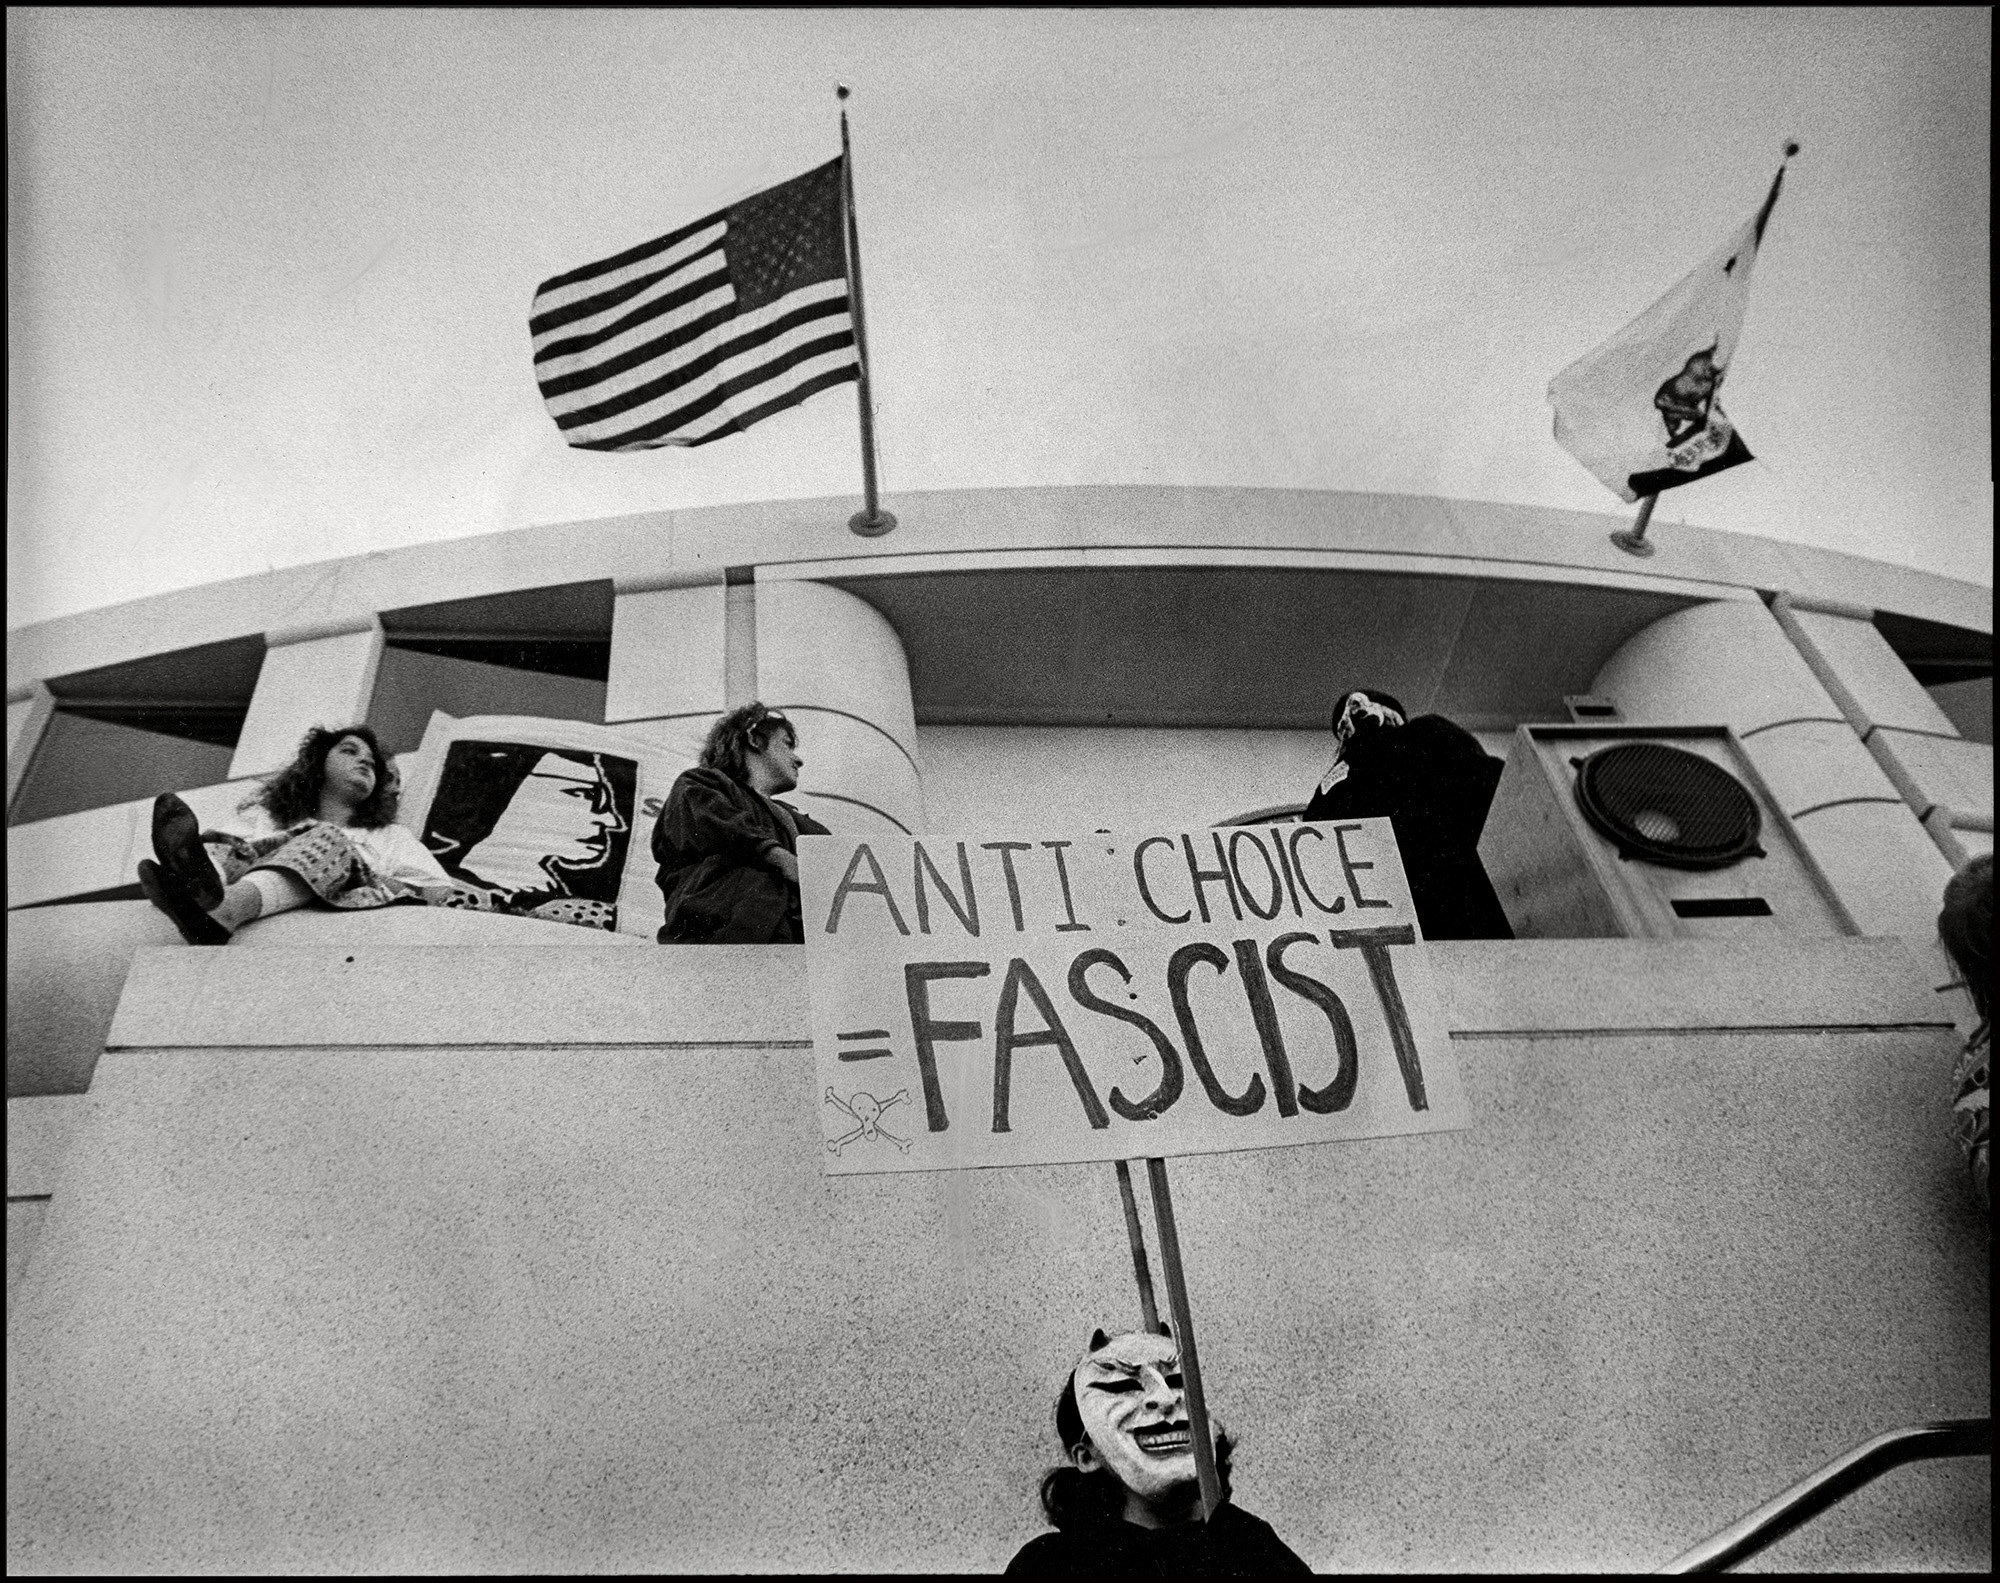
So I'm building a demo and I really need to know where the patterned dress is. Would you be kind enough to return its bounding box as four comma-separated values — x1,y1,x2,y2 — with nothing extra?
204,820,616,931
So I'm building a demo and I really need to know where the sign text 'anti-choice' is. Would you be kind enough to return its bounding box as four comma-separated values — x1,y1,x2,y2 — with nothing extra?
799,820,1469,1175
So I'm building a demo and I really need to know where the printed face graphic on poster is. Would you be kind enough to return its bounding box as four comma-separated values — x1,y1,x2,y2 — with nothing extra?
421,741,637,915
799,819,1470,1175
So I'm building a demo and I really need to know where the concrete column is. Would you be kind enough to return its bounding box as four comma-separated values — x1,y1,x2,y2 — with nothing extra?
1771,594,1992,868
755,579,923,838
1590,599,1954,939
7,680,57,811
603,579,726,727
229,617,385,781
1770,595,1960,733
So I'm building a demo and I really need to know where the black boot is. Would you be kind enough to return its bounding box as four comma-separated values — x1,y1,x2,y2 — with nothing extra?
137,859,229,946
151,793,224,910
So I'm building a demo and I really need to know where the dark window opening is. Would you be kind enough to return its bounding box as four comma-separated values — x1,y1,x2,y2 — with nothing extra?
1872,610,1994,689
10,635,265,827
381,636,609,682
371,581,615,756
52,702,249,748
1671,897,1774,918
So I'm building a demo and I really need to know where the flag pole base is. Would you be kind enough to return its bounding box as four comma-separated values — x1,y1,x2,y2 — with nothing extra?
1609,529,1656,558
849,508,897,538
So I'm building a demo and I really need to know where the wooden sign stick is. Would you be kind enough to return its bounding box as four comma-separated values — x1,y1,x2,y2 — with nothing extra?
1114,1159,1161,1333
1145,1155,1223,1521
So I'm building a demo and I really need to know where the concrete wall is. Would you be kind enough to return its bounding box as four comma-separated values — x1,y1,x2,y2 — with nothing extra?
605,582,726,728
6,1093,83,1323
1770,599,1994,876
756,580,922,839
6,777,267,913
230,620,384,780
919,724,1336,838
1591,600,1957,940
7,936,1986,1573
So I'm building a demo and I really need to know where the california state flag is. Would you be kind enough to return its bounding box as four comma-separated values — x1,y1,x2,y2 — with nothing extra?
1549,156,1790,502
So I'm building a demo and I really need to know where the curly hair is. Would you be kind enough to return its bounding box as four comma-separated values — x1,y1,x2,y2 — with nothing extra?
699,701,796,787
1036,1364,1235,1530
240,724,400,830
1939,852,1993,1033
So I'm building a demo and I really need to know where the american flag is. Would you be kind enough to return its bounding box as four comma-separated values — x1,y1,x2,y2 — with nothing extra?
531,158,858,450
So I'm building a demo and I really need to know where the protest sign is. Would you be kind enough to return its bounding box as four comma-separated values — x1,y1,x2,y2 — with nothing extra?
799,819,1468,1175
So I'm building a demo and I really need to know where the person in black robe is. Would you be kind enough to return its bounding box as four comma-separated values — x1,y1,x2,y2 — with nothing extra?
652,702,831,944
1006,1327,1313,1577
1301,688,1513,941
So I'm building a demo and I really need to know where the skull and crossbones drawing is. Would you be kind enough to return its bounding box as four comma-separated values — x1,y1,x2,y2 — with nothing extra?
825,1087,913,1155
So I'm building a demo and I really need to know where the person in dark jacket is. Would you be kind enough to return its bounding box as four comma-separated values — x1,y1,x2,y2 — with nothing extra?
1006,1327,1312,1577
652,702,831,944
1302,688,1513,941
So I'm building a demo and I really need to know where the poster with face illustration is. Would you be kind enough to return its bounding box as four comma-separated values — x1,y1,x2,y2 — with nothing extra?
397,713,711,938
422,741,638,918
799,817,1469,1175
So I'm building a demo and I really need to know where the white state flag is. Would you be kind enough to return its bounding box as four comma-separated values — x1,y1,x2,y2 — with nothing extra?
1549,161,1788,502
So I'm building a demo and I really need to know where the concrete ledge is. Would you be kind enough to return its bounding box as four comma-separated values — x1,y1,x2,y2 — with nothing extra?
1426,937,1948,1035
108,942,806,1050
7,779,260,910
1873,728,1995,823
102,937,1947,1054
9,902,645,1097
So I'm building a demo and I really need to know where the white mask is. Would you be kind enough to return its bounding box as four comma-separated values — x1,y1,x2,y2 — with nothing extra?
1336,692,1405,743
1070,1331,1196,1502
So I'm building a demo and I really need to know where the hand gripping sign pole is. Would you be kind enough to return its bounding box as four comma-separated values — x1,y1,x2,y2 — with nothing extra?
1145,1156,1225,1521
1115,1157,1217,1519
1114,1159,1161,1333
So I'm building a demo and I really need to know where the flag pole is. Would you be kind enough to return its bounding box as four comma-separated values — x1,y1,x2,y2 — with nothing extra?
837,86,896,538
1610,493,1659,557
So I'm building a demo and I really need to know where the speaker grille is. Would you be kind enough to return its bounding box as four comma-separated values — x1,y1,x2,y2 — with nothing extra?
1573,743,1763,868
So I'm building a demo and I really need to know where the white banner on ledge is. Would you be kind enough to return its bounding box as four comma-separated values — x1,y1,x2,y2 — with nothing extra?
397,713,710,939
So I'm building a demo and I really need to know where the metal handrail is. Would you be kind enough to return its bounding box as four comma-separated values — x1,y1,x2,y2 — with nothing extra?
1658,1418,1991,1573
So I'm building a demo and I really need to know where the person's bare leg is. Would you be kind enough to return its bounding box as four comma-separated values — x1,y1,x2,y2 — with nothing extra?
209,870,314,933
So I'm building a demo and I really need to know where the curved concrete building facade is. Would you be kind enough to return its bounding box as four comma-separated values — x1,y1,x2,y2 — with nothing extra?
7,488,1992,1571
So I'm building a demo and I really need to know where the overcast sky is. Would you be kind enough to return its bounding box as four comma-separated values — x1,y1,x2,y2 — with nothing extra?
8,8,1992,631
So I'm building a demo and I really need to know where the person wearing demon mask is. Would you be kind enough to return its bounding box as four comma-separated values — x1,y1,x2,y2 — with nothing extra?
1005,1327,1312,1576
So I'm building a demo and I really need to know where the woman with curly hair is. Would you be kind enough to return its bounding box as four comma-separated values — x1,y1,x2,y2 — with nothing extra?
1006,1326,1310,1576
139,723,462,945
651,701,832,944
